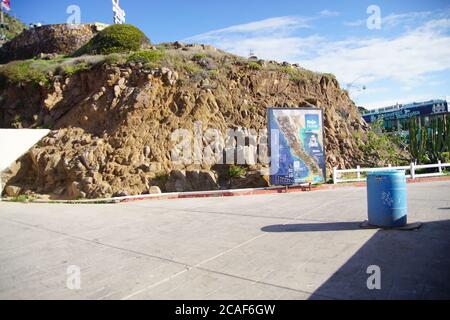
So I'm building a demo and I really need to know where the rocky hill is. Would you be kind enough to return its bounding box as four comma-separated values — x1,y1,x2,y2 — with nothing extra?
0,23,108,63
0,26,374,200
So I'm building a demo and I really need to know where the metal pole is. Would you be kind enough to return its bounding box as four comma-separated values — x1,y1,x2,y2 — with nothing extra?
410,162,416,180
333,167,338,184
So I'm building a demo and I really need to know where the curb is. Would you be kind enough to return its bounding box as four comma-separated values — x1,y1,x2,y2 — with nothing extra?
8,175,450,205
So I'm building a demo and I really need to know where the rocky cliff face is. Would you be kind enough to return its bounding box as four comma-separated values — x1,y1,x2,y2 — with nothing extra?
0,43,369,199
0,23,107,63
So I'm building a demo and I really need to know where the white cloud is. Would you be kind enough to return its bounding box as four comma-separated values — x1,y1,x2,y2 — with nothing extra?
382,11,432,28
185,11,450,108
185,16,318,62
320,10,340,17
185,16,311,43
344,10,433,29
343,19,365,27
185,13,450,86
302,18,450,85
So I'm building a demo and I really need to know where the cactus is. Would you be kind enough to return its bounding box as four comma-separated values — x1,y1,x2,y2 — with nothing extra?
410,115,450,163
428,117,448,162
408,118,427,162
444,114,450,152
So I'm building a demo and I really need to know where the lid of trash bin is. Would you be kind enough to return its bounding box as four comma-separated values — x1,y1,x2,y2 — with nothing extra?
367,170,405,176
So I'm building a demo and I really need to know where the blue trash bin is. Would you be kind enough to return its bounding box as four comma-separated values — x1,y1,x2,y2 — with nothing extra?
367,170,407,227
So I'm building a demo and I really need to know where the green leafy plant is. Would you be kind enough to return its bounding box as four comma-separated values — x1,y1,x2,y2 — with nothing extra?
127,50,164,65
227,165,248,187
74,24,150,56
208,69,220,79
228,165,247,179
280,66,321,83
192,53,208,61
9,195,30,203
183,62,202,75
359,118,409,166
59,62,90,76
104,53,125,65
2,12,27,41
0,60,53,88
247,61,262,70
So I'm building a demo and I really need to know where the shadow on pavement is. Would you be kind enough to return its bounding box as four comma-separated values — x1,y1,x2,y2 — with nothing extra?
261,222,362,233
303,219,450,300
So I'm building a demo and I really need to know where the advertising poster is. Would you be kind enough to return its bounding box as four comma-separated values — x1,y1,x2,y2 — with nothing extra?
268,108,326,185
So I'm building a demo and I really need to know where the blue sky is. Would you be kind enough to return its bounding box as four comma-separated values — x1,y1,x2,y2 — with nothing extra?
8,0,450,109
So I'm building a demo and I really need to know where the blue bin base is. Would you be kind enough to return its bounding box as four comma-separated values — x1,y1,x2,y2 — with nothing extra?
361,220,422,231
368,215,407,228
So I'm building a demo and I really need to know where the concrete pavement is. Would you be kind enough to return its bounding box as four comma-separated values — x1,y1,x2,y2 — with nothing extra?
0,180,449,300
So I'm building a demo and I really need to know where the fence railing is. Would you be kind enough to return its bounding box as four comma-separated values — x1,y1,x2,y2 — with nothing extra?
333,161,450,184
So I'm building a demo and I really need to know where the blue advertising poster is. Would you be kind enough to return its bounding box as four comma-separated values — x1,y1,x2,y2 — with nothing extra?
268,108,326,185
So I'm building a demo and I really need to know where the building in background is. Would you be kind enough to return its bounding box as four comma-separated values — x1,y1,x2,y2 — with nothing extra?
361,99,449,132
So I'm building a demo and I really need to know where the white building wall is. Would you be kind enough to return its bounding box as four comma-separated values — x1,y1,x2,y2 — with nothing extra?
0,129,50,196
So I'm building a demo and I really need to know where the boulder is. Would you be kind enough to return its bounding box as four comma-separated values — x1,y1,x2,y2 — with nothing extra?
165,170,219,192
165,170,191,192
66,182,83,199
4,185,21,197
230,172,270,189
198,57,218,70
149,186,162,194
113,191,130,198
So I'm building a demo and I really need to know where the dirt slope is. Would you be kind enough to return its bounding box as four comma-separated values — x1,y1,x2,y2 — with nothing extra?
0,43,369,199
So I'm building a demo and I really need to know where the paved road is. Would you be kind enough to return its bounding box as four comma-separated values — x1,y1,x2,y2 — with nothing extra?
0,181,449,300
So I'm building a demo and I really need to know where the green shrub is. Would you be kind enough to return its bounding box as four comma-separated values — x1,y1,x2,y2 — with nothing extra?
104,53,125,65
59,62,90,76
10,195,30,203
228,165,247,179
281,66,301,82
209,69,220,79
322,73,336,81
441,152,450,163
183,62,202,75
0,60,53,87
74,24,150,56
247,61,262,70
164,53,186,71
3,12,27,41
192,53,208,61
127,50,164,65
359,119,409,166
281,66,319,83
